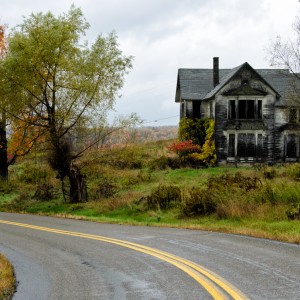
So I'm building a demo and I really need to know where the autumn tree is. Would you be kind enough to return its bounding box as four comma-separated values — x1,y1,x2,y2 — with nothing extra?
0,6,132,202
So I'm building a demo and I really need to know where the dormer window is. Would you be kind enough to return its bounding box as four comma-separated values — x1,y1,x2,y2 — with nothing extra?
229,99,262,120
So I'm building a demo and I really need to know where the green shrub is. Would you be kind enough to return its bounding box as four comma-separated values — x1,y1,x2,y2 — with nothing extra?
148,156,181,170
207,172,262,192
146,184,181,210
96,177,117,199
286,203,300,220
33,183,55,201
16,162,49,183
178,117,210,146
182,187,217,217
260,183,277,205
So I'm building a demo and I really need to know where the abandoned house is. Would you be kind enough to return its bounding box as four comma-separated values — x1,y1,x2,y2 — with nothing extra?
175,57,300,163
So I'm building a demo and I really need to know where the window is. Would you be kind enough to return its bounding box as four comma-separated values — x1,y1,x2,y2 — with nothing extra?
286,134,297,158
192,101,201,118
228,132,264,159
229,101,236,119
228,134,235,157
229,99,262,120
237,133,255,157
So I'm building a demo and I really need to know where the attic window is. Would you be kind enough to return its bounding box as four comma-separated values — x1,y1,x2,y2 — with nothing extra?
242,79,249,85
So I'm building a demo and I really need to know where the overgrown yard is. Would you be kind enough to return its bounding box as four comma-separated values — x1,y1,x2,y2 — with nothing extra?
0,140,300,244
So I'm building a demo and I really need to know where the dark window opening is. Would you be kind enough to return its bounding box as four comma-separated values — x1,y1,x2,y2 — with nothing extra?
238,101,246,119
228,134,235,157
286,134,297,157
237,133,256,157
229,100,236,120
238,100,255,119
192,101,201,118
247,101,255,119
257,100,262,119
237,133,247,157
229,100,261,120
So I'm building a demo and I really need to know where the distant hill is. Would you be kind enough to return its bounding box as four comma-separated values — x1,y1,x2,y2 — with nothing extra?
105,126,178,145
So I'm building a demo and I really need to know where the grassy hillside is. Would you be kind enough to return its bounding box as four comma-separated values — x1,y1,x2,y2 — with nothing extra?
0,139,299,244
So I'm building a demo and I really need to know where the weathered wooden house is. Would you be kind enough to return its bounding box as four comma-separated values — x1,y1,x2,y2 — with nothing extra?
175,57,300,164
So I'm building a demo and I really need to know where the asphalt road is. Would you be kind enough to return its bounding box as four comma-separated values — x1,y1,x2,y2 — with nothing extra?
0,212,299,300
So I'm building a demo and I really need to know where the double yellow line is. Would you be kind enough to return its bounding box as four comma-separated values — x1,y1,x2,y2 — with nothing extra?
0,219,248,300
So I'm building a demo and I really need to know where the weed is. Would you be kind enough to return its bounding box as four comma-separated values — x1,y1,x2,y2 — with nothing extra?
146,184,181,210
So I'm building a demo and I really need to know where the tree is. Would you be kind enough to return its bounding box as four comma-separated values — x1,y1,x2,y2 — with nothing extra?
268,16,300,107
1,6,133,202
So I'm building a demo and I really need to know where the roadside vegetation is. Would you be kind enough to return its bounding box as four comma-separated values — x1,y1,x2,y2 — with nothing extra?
0,254,15,300
0,139,299,244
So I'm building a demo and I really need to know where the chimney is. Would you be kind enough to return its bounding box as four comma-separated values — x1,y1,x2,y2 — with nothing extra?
213,57,219,87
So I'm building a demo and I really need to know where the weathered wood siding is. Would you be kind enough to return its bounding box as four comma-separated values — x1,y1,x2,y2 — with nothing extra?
214,69,277,163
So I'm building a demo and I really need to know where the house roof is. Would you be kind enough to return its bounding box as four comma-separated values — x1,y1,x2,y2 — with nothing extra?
175,63,294,106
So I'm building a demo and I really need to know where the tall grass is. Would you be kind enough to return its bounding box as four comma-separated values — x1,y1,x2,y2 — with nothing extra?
0,254,15,300
0,140,300,243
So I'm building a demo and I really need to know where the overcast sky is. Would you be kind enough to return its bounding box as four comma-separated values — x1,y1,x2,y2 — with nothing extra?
0,0,299,126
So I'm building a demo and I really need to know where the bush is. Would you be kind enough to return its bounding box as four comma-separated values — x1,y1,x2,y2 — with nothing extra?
33,183,55,201
207,172,262,192
148,156,181,170
182,187,217,217
96,177,117,199
146,184,181,210
168,140,200,161
16,162,49,183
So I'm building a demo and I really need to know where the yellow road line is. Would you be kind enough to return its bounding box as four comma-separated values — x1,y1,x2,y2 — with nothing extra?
0,219,249,300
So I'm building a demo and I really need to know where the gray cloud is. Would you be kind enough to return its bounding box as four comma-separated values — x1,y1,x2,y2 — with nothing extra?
0,0,299,125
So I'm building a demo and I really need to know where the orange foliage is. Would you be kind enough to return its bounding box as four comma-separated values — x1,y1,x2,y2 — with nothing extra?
8,118,45,156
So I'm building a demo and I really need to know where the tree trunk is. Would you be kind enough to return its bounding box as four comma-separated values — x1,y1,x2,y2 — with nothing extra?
0,120,8,180
68,164,87,203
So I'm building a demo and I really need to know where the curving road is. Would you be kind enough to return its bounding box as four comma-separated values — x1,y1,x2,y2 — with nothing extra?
0,212,299,300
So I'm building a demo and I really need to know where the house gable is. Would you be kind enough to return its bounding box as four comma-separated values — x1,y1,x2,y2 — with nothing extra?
204,62,280,100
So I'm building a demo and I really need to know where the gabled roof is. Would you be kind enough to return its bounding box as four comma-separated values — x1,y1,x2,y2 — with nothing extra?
175,62,293,106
